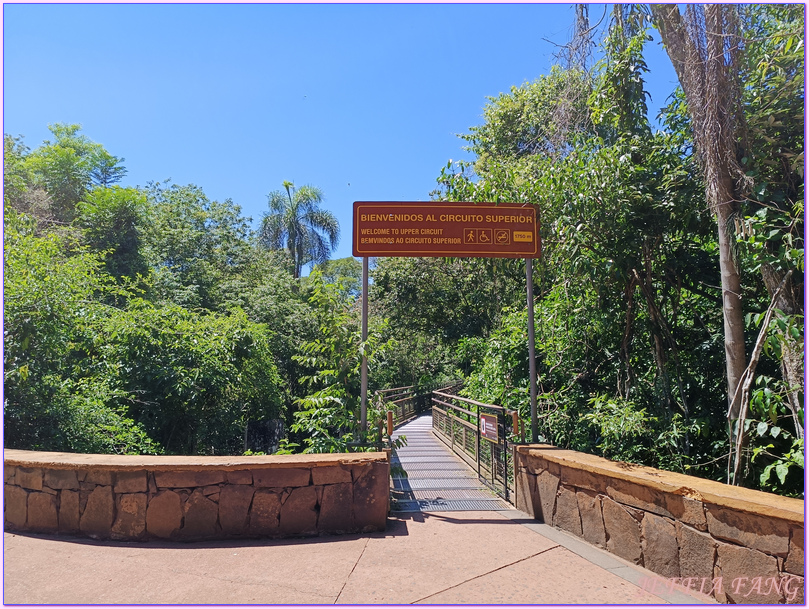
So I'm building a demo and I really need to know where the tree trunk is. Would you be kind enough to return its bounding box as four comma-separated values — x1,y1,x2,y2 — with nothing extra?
760,263,804,439
650,4,749,448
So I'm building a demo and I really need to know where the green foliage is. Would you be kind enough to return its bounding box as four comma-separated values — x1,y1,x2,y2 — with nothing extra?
24,123,111,222
3,134,31,209
744,373,804,497
461,66,593,172
59,378,161,455
3,207,156,454
315,256,363,299
75,186,150,283
89,300,284,455
290,271,388,453
590,9,652,139
461,307,530,412
582,394,653,463
144,182,254,310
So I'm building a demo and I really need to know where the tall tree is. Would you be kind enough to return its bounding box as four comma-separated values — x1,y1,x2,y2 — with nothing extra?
650,4,749,441
144,182,254,310
89,150,128,188
25,123,106,222
259,181,340,278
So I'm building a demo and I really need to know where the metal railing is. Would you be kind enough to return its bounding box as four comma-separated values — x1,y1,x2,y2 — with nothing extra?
431,389,518,502
374,382,460,428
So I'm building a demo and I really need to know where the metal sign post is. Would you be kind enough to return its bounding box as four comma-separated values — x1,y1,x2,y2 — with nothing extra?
526,258,538,443
360,256,369,433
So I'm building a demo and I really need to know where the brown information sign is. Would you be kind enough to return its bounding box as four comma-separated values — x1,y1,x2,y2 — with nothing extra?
480,413,499,443
353,201,540,258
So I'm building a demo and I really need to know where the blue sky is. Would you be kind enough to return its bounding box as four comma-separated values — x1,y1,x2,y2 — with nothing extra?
3,3,680,263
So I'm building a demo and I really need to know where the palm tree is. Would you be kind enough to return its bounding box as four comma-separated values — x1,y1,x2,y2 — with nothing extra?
259,181,340,278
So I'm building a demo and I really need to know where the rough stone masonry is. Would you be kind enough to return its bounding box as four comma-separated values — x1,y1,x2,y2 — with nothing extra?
4,450,390,541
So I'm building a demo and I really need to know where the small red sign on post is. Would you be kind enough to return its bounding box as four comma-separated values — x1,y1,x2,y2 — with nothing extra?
353,201,540,258
480,413,499,443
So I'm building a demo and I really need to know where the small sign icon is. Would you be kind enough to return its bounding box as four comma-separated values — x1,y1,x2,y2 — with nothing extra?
464,228,477,244
495,229,510,245
478,229,492,244
513,231,533,243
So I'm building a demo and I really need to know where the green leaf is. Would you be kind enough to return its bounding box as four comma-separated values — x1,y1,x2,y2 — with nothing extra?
757,421,769,437
775,462,789,485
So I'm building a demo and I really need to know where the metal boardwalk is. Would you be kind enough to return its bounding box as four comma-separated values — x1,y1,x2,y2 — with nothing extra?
390,414,510,512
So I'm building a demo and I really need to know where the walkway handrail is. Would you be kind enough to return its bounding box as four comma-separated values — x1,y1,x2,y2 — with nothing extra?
430,387,517,502
432,390,509,412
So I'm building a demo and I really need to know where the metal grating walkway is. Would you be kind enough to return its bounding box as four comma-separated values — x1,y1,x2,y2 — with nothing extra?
390,414,510,512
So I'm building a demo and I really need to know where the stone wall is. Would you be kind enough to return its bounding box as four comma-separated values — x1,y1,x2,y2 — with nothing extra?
4,449,389,541
515,445,804,604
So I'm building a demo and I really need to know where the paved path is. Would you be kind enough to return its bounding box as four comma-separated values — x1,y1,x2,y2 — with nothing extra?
390,414,511,512
4,510,713,605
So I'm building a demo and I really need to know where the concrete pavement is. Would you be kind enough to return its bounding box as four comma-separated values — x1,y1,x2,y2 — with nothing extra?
4,508,714,605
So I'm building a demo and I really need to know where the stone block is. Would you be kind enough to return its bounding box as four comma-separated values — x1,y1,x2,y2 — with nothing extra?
641,513,679,578
521,454,560,477
602,496,642,564
318,483,353,533
311,465,352,486
40,486,57,495
114,470,147,493
27,492,58,532
16,467,43,491
716,541,782,604
111,493,147,540
664,492,706,531
676,521,716,580
146,490,182,539
280,485,318,536
180,489,220,538
59,489,80,533
352,461,389,532
560,466,606,494
605,478,671,519
4,466,15,484
553,484,582,537
83,469,114,486
202,485,221,496
252,468,311,488
577,489,605,548
43,469,79,490
515,469,538,519
226,470,252,485
535,469,560,524
4,484,27,528
249,490,281,536
154,469,226,488
219,485,254,535
706,503,790,557
80,485,114,539
784,575,804,604
785,527,804,576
